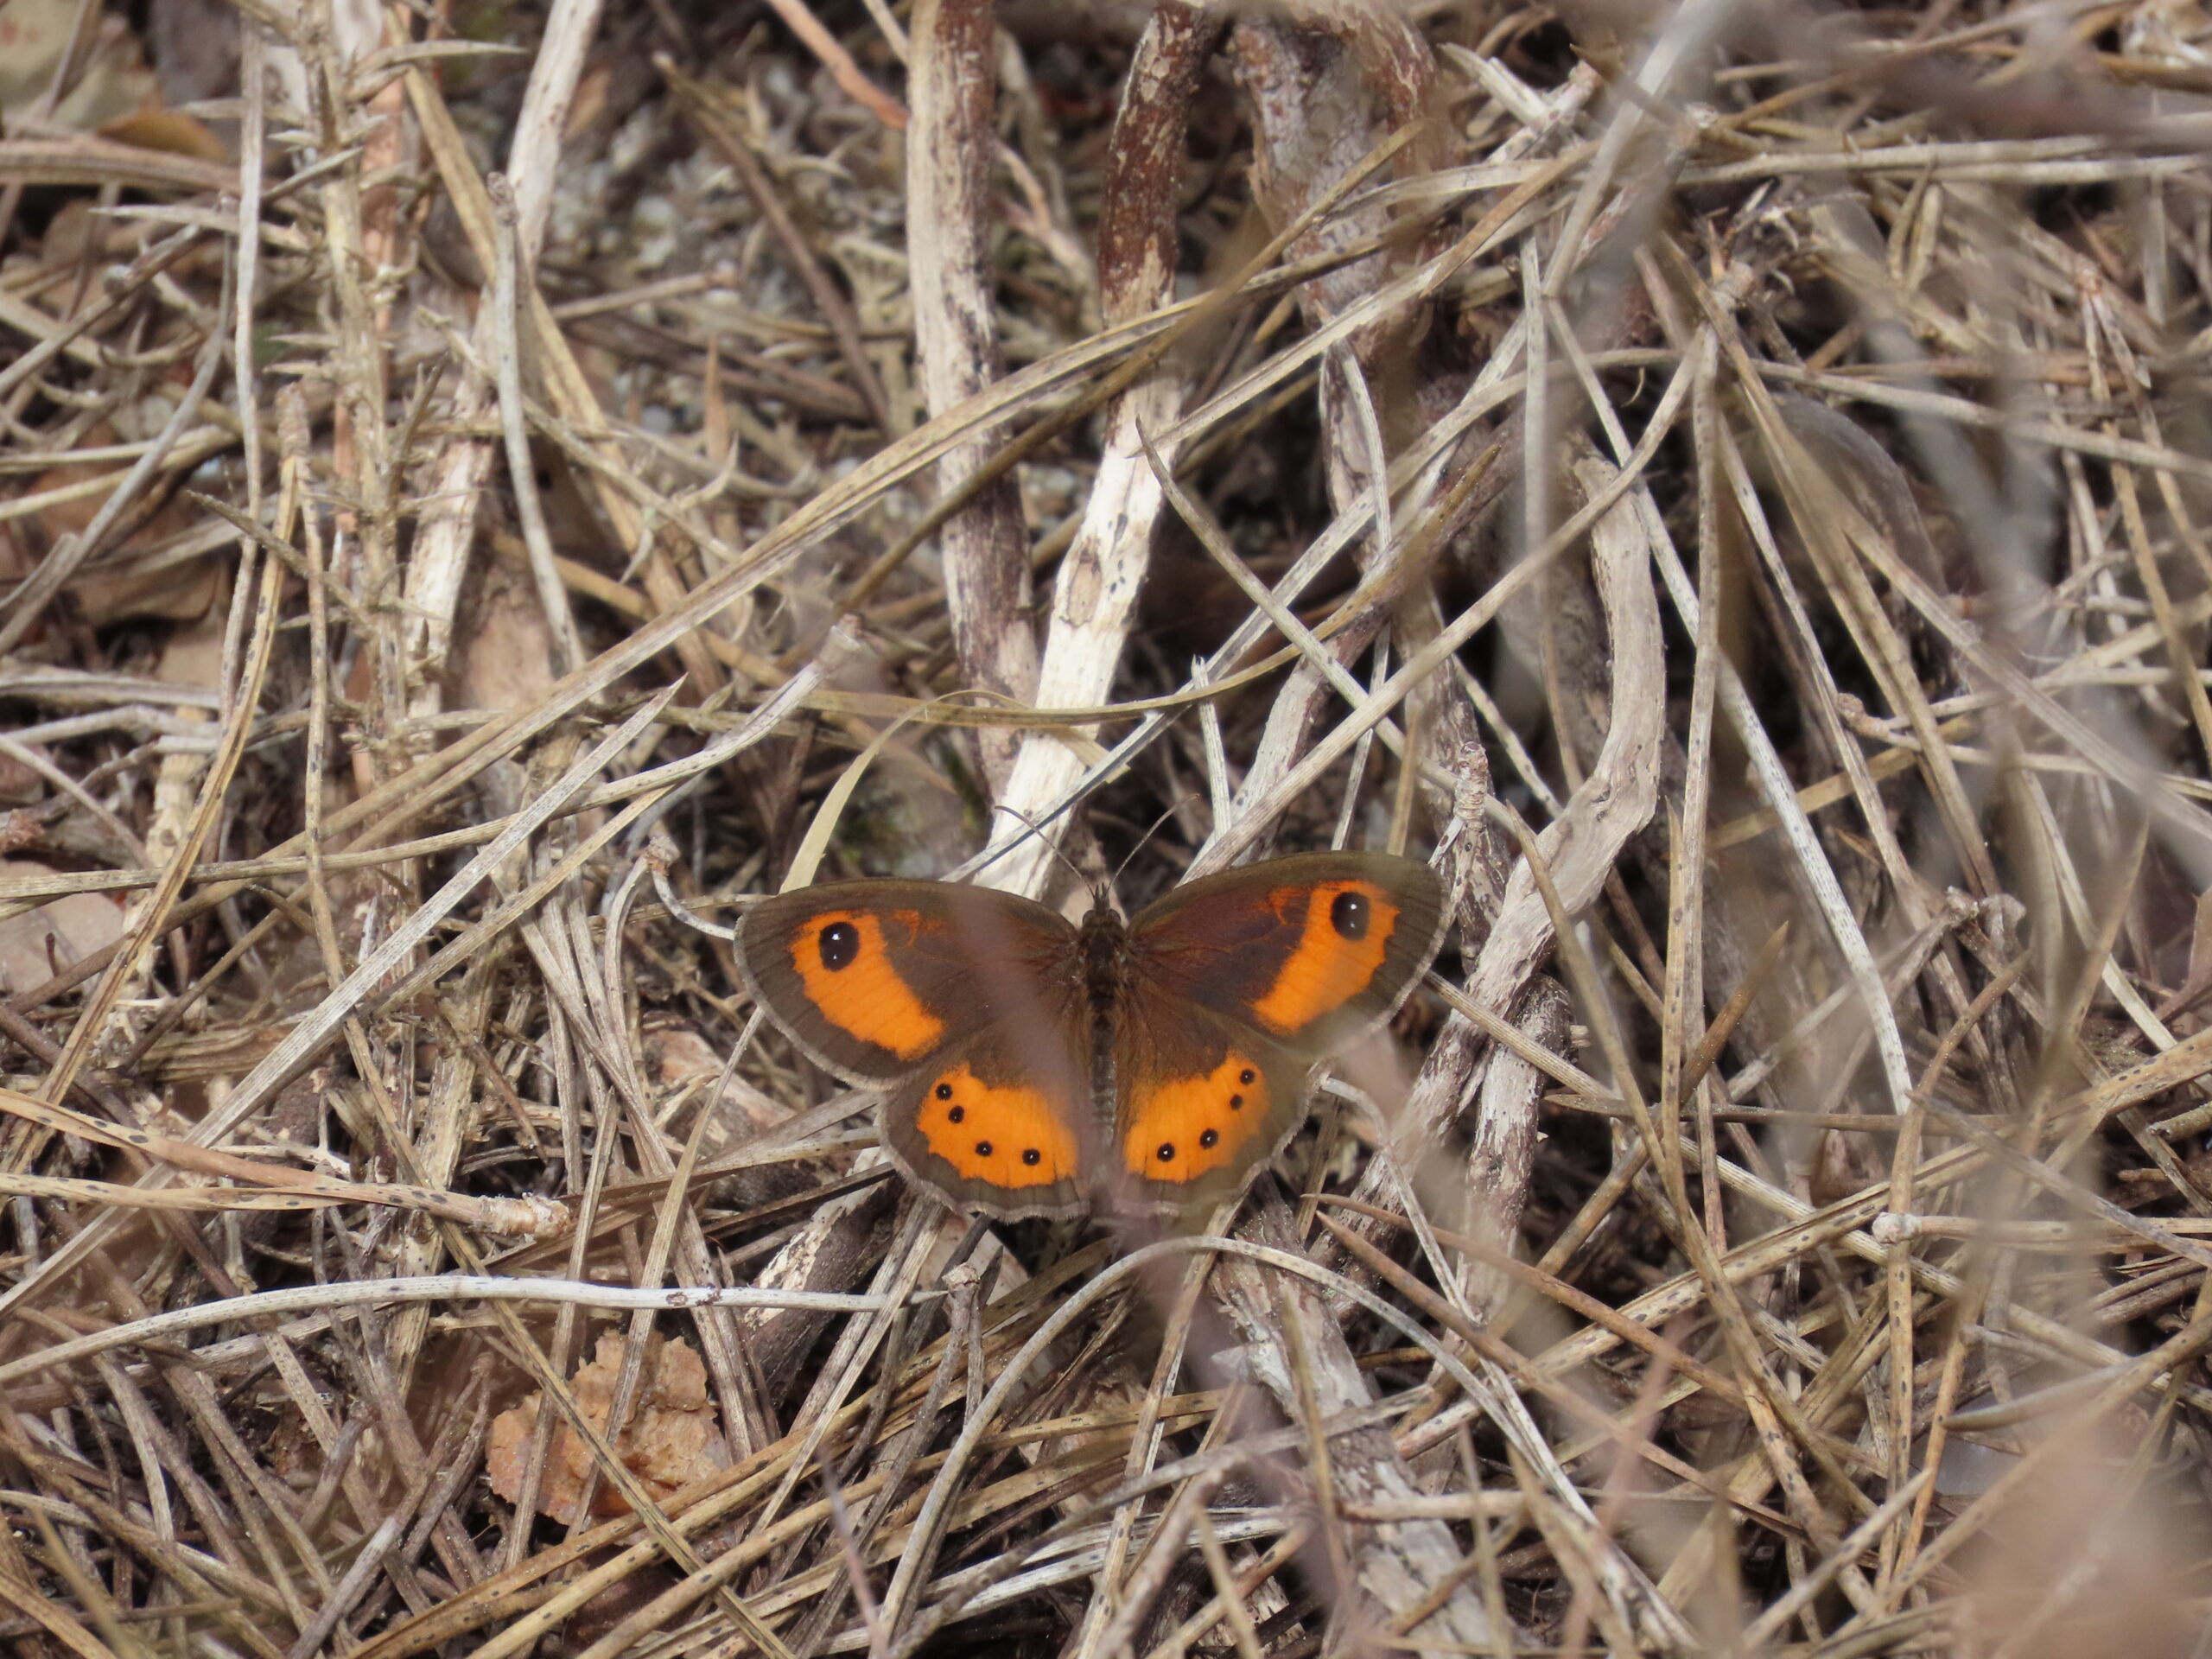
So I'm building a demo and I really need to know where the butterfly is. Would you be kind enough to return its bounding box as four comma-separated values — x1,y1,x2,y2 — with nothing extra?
734,852,1448,1220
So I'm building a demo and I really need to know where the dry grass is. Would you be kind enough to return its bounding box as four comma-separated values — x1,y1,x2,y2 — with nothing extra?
4,0,2212,1653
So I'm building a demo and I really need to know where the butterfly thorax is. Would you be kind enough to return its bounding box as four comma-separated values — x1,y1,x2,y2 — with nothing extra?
1076,904,1131,1128
1077,903,1130,1011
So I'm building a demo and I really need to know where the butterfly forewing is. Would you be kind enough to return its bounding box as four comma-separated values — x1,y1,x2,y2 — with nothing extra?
736,883,1081,1084
1123,853,1447,1058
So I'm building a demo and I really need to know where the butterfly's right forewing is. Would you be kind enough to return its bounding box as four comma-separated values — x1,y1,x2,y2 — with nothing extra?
735,881,1096,1218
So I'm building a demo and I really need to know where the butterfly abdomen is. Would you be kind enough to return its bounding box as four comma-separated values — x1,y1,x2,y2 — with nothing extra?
1076,905,1132,1157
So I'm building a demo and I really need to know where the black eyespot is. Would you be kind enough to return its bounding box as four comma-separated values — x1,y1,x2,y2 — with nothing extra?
947,1105,964,1123
935,1083,954,1101
1331,890,1370,940
1239,1068,1256,1084
1156,1142,1176,1162
1022,1148,1041,1166
820,921,861,969
1229,1094,1244,1109
1200,1128,1219,1148
975,1141,993,1158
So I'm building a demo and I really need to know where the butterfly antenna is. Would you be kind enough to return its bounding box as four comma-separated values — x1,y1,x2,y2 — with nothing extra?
1110,798,1197,892
995,805,1100,900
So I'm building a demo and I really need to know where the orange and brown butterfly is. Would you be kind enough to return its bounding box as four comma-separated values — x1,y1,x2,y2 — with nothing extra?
734,853,1448,1219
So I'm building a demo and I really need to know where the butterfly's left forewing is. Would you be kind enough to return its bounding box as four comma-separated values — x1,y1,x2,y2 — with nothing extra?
1110,853,1447,1211
1126,853,1447,1056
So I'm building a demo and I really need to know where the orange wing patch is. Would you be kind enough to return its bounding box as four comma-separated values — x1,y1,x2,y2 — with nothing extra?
789,910,945,1059
918,1065,1079,1191
1122,1052,1273,1184
1249,881,1401,1037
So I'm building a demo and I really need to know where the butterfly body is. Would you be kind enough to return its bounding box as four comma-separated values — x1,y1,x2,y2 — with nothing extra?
735,853,1447,1220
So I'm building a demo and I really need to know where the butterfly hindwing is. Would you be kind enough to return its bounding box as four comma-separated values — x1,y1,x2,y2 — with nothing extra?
881,1020,1093,1220
1111,995,1306,1211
